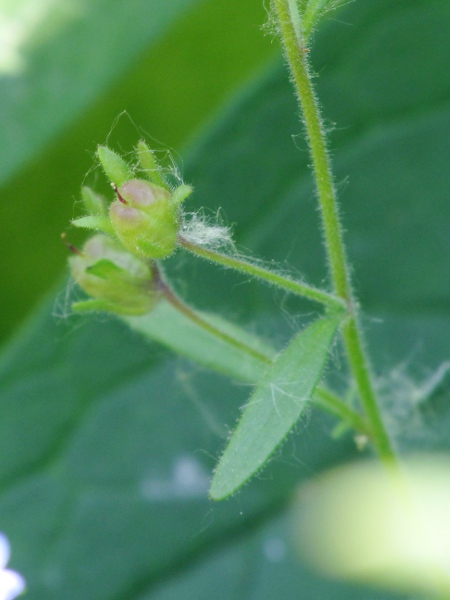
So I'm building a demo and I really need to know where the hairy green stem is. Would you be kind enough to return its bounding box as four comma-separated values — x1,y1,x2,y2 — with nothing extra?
178,235,345,312
272,0,395,464
153,264,272,365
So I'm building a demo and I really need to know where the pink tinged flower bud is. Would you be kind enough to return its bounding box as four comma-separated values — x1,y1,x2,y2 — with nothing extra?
110,179,179,259
69,234,160,315
119,179,172,209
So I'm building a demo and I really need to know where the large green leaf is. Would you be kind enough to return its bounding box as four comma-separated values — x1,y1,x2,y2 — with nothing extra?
0,297,354,600
0,0,449,599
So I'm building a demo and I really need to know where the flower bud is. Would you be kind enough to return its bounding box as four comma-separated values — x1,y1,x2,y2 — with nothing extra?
109,179,180,259
69,234,160,315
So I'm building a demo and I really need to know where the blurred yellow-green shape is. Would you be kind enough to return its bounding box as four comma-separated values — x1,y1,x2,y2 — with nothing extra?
293,456,450,597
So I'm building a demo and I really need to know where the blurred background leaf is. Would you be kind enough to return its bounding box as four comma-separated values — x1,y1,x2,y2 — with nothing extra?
0,0,449,598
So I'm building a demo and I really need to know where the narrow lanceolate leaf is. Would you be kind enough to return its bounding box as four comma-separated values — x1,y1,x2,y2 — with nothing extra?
210,316,341,500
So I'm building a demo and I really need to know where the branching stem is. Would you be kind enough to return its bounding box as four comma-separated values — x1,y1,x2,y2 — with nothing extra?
314,386,370,437
152,264,272,365
154,262,366,434
272,0,396,464
178,235,345,312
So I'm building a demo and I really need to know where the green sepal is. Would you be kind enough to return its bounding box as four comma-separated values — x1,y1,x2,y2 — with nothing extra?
81,186,107,216
171,184,193,207
97,145,134,186
72,299,117,313
136,141,170,190
71,216,115,236
86,258,128,280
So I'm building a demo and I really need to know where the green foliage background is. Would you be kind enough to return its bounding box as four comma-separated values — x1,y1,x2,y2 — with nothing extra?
0,0,449,598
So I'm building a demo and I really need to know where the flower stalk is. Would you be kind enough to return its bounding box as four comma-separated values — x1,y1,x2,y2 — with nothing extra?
178,235,345,312
151,264,274,365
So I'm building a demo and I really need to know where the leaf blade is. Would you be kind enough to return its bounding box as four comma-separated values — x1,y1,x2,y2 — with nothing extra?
210,316,341,500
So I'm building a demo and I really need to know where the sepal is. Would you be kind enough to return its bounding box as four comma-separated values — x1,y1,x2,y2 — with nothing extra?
71,216,115,236
171,184,193,207
97,145,134,187
136,140,170,190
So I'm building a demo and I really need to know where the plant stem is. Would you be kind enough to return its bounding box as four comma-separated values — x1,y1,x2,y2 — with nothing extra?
314,386,370,437
152,264,272,366
178,235,345,312
272,0,396,464
274,0,350,301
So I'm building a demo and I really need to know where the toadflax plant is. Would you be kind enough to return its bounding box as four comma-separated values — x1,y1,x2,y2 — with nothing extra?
62,5,450,595
1,0,449,598
68,0,392,501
